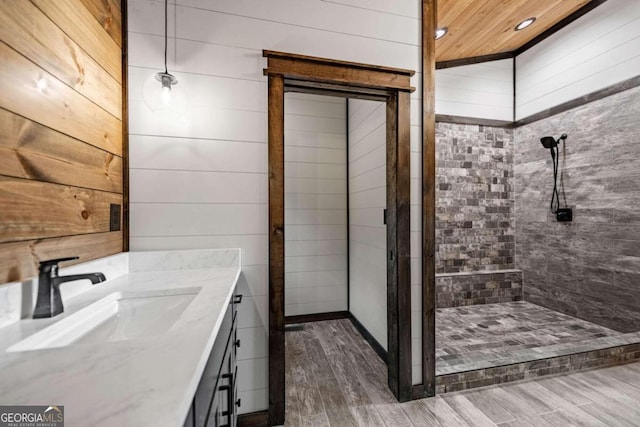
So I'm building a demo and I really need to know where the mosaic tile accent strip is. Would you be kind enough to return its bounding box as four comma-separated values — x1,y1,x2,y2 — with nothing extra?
436,270,522,308
436,122,515,274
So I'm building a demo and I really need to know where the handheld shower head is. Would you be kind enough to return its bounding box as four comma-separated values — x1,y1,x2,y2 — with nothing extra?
540,136,557,149
540,134,568,149
539,133,571,220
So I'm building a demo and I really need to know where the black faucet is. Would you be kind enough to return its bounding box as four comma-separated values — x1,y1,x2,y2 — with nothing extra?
33,257,106,319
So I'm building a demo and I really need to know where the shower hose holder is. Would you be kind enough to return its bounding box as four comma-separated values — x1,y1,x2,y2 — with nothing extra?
556,208,572,222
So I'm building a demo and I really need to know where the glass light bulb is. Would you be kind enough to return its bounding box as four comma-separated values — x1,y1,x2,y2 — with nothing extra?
162,85,172,105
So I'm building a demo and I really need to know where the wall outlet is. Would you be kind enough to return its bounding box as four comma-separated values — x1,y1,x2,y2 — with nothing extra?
110,204,121,231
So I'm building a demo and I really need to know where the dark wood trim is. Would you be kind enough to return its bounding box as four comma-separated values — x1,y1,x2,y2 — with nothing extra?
349,313,388,363
512,57,516,123
386,92,400,399
264,50,415,76
435,114,514,128
266,52,416,421
284,311,349,325
267,74,286,427
396,90,413,402
383,90,413,402
121,0,129,252
237,410,269,427
264,51,415,93
514,74,640,127
412,384,429,400
436,51,514,70
345,98,350,313
514,0,609,57
421,0,437,399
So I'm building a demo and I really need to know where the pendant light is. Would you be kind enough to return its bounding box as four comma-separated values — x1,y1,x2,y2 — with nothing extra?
142,0,185,115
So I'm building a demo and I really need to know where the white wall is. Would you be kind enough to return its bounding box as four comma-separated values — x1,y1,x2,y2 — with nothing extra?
127,0,422,412
284,93,348,316
436,59,514,121
348,99,387,350
516,0,640,120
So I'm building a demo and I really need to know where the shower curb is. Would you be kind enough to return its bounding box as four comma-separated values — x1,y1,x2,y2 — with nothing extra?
435,342,640,393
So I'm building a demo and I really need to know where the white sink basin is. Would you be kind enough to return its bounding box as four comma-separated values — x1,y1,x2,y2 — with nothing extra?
7,288,200,352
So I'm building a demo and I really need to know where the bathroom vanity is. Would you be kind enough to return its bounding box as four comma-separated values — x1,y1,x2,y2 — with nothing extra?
186,280,242,427
0,249,242,427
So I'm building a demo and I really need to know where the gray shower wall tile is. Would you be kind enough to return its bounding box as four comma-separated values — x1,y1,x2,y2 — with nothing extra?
436,122,516,274
435,271,523,308
515,85,640,333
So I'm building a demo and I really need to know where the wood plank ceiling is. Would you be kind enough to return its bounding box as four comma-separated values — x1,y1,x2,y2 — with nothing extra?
436,0,592,62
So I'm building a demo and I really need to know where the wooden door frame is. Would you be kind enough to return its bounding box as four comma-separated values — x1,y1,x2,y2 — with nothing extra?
419,0,437,400
264,50,416,425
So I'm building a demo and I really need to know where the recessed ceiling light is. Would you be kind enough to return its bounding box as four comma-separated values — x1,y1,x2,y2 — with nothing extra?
435,27,448,40
35,78,47,91
515,17,536,31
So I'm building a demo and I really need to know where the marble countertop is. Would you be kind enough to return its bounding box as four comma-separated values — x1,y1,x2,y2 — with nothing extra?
0,249,241,426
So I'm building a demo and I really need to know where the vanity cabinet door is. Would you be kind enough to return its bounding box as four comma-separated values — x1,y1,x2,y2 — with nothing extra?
189,286,241,427
193,302,233,427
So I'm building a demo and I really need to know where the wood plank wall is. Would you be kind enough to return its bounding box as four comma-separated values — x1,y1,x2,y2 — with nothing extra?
0,0,125,283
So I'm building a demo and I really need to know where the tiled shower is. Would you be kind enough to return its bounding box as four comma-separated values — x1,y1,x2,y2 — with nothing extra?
433,85,640,391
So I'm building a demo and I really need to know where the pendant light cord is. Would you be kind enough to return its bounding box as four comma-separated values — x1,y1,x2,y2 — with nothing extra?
164,0,168,74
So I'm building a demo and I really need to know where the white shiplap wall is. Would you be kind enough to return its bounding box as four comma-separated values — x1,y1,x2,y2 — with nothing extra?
516,0,640,120
348,99,387,350
127,0,422,412
284,93,348,316
435,59,514,121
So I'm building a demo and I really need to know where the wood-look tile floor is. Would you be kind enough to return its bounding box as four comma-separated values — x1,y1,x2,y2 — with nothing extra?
284,319,640,426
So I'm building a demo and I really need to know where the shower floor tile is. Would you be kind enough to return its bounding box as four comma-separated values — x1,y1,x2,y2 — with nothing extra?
436,301,622,374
